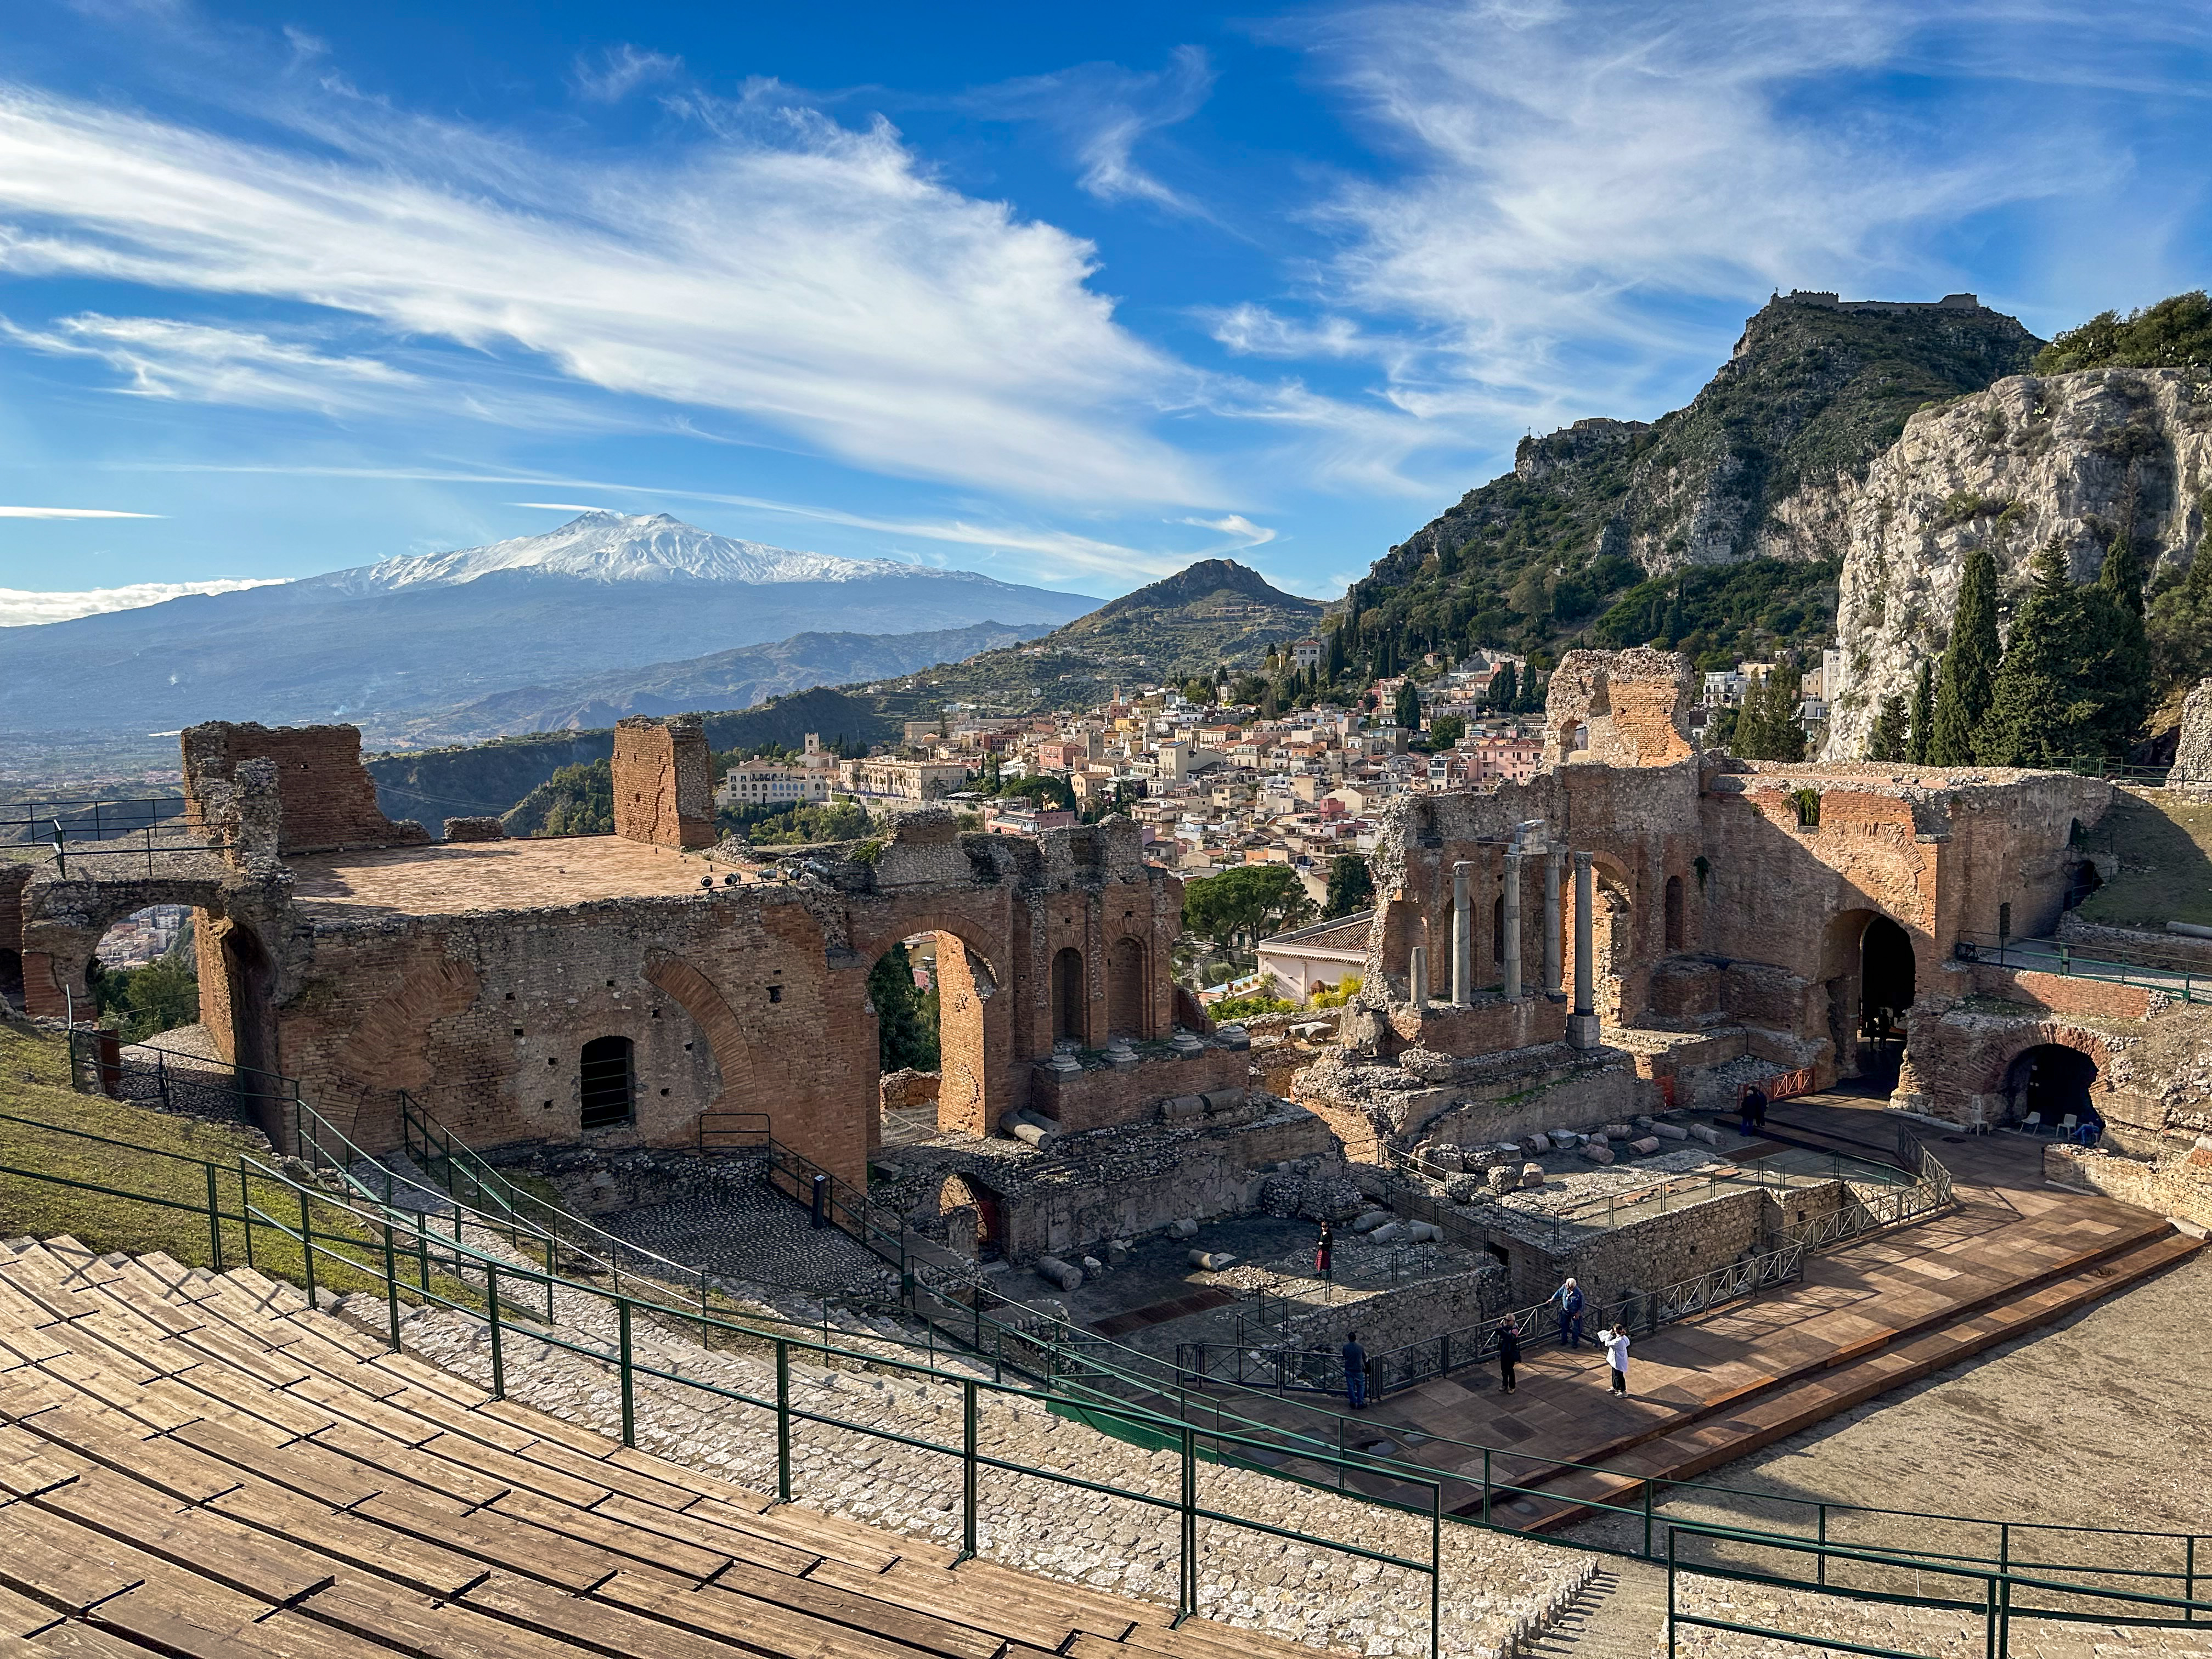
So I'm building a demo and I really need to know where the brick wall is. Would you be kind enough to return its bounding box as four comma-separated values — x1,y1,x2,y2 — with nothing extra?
1029,1045,1248,1133
1968,965,2152,1020
2046,1137,2212,1229
182,722,430,855
612,715,715,849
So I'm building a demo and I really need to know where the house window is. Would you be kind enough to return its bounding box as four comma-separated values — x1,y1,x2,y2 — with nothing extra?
580,1035,635,1130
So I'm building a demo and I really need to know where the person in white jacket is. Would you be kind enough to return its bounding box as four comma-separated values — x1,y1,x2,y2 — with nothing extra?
1601,1323,1632,1395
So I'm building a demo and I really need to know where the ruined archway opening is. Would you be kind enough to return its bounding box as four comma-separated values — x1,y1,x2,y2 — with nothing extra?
1051,946,1086,1046
87,905,199,1043
579,1035,636,1130
938,1172,1003,1261
0,947,22,1009
870,935,942,1145
1857,916,1915,1091
2005,1043,2100,1135
1663,875,1685,952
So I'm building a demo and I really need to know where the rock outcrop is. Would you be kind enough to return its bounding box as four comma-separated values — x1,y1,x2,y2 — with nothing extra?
1822,368,2212,757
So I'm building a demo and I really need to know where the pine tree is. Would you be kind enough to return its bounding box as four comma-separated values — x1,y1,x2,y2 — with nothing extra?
1322,854,1375,919
1979,542,2097,767
868,943,939,1072
2149,520,2212,692
1866,695,1909,761
1734,663,1807,760
1929,547,2000,764
1906,659,1934,765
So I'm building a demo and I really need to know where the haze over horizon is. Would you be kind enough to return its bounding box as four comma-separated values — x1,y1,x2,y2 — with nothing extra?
0,1,2207,620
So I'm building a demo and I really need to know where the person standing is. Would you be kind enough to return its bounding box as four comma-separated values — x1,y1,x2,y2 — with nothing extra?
1736,1084,1758,1136
1750,1086,1769,1133
1495,1317,1521,1395
1315,1222,1334,1283
1601,1323,1632,1395
1553,1276,1586,1348
1342,1330,1368,1409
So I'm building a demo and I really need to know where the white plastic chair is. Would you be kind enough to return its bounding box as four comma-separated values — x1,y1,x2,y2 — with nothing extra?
2056,1114,2079,1141
2018,1111,2042,1136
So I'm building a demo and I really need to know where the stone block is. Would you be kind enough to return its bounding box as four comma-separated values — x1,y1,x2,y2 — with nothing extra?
1351,1210,1391,1232
1688,1124,1721,1146
443,816,506,843
1629,1136,1662,1155
1650,1121,1689,1141
1169,1217,1199,1239
1368,1221,1407,1243
1581,1142,1615,1165
1520,1163,1546,1187
1488,1165,1519,1193
1188,1250,1239,1271
1524,1133,1552,1154
1602,1122,1634,1138
1444,1173,1483,1203
1202,1088,1249,1113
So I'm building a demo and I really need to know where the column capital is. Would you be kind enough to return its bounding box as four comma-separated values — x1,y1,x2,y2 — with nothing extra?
1573,849,1594,870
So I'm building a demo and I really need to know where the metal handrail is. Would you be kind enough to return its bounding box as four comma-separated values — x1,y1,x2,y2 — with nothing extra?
18,1080,2203,1634
1954,930,2203,1004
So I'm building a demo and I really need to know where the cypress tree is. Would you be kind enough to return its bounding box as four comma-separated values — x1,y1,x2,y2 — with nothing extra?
1866,695,1909,761
1489,661,1517,710
1325,627,1346,684
2089,530,2153,757
1905,658,1934,764
1979,542,2096,767
1393,679,1420,730
1929,547,2000,764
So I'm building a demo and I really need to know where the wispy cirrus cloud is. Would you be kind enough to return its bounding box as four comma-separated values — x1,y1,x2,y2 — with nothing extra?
0,504,162,518
3,312,417,410
0,83,1210,505
572,43,682,103
963,46,1216,215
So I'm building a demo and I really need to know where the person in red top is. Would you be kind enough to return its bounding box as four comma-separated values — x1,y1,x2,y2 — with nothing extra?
1314,1221,1334,1282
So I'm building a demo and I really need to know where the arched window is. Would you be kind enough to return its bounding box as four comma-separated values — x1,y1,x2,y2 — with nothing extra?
1051,948,1085,1045
1664,875,1685,952
580,1035,635,1130
1107,936,1148,1039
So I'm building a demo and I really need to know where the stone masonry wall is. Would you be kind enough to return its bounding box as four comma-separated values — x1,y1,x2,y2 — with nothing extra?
182,722,430,855
612,715,715,849
2046,1136,2212,1231
1029,1045,1248,1133
1543,647,1697,768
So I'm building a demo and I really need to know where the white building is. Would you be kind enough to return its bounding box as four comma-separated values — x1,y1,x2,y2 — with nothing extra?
716,762,832,810
1255,910,1373,1001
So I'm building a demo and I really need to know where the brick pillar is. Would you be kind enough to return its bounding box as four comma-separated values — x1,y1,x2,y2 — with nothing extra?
22,951,68,1019
612,715,715,849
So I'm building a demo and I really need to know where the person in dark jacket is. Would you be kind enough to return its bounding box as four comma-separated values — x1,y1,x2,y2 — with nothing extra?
1495,1317,1521,1394
1342,1330,1368,1409
1315,1222,1334,1282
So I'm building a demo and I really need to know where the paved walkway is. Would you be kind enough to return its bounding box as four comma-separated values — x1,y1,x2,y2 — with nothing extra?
1206,1099,2194,1523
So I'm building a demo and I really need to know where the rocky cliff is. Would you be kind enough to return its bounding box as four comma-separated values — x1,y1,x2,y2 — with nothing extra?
1822,367,2212,756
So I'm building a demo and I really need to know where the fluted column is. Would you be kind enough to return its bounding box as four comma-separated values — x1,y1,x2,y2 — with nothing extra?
1451,860,1473,1006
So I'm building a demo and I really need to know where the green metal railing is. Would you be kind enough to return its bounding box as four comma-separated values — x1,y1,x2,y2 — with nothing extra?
14,1082,2212,1655
0,1106,1447,1652
1955,930,2205,1005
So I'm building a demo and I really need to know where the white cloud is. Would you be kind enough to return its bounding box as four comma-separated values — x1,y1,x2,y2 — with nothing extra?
0,578,282,627
1179,514,1277,548
1286,0,2134,422
0,86,1209,505
0,505,162,518
964,47,1214,215
1206,304,1375,360
4,312,417,410
573,44,682,103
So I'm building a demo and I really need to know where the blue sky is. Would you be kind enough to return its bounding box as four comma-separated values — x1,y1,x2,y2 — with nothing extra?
1,0,2207,623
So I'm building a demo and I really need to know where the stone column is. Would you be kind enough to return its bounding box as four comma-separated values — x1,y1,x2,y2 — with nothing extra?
1543,848,1564,998
1451,861,1473,1006
1410,945,1430,1011
1568,851,1600,1048
1501,850,1523,1000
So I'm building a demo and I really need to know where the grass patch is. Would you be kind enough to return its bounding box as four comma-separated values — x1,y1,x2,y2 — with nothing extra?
2075,791,2212,930
0,1024,433,1304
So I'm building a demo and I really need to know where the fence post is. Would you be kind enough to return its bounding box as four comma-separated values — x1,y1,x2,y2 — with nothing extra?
1180,1423,1198,1624
382,1220,400,1351
487,1263,505,1401
205,1163,223,1272
2188,1535,2198,1622
618,1298,635,1448
1482,1447,1493,1525
239,1159,255,1268
1644,1479,1654,1559
961,1379,979,1563
298,1188,316,1306
1430,1482,1442,1659
416,1207,430,1293
775,1339,792,1502
1666,1532,1678,1659
1818,1505,1828,1585
1984,1574,1999,1659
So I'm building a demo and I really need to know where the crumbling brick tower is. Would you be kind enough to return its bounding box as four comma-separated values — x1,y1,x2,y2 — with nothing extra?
613,715,716,849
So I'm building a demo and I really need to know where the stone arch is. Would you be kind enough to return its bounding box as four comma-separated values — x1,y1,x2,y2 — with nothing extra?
1984,1028,2115,1128
643,953,758,1110
842,913,1012,1143
1815,907,1916,1085
19,873,229,1023
326,947,481,1147
1106,934,1149,1039
1565,852,1638,1023
938,1171,1003,1259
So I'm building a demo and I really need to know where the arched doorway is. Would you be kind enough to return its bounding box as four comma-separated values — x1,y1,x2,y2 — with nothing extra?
939,1172,1003,1261
579,1035,636,1130
1663,876,1685,952
870,935,942,1145
1858,917,1915,1088
1051,947,1085,1046
1106,936,1148,1039
86,905,200,1043
2004,1044,2100,1136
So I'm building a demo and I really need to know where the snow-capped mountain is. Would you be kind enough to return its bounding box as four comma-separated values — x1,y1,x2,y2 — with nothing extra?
0,512,1096,740
311,511,932,592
